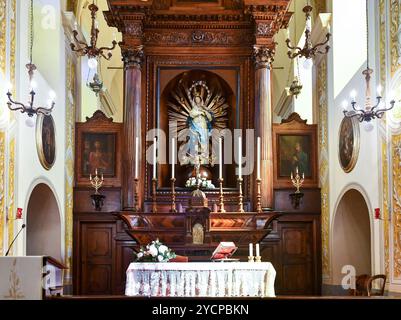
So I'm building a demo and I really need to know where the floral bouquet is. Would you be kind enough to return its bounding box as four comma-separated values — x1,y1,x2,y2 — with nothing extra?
135,239,176,262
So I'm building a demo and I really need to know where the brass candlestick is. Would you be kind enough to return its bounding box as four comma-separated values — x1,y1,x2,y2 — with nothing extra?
90,169,103,194
256,178,262,213
133,178,140,212
90,169,105,211
237,177,245,213
291,169,304,193
289,168,305,209
151,178,157,213
248,256,255,263
170,177,177,213
255,256,262,263
218,178,226,213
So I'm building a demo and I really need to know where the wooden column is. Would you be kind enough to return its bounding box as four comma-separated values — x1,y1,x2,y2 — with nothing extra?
254,46,274,210
122,46,144,209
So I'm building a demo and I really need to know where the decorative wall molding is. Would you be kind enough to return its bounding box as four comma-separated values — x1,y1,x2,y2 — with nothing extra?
0,132,5,255
317,57,330,279
392,135,401,279
0,0,6,75
7,137,15,250
64,54,76,286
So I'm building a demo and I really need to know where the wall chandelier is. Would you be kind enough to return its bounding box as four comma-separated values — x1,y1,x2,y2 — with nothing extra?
342,0,395,131
6,0,55,127
285,2,331,68
70,0,117,70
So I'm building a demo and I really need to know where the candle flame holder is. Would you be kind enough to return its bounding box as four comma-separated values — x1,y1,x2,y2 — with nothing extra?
170,178,177,213
237,177,245,213
133,178,140,212
151,178,157,213
218,178,226,213
256,178,262,213
289,170,304,209
90,169,105,211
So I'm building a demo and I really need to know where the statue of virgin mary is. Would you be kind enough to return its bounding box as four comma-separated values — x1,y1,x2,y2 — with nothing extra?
168,78,229,165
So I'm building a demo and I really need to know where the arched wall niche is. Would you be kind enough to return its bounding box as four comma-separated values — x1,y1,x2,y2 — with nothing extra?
26,183,62,262
331,187,372,287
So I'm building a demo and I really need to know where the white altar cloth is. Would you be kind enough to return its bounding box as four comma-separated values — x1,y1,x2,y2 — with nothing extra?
125,262,276,297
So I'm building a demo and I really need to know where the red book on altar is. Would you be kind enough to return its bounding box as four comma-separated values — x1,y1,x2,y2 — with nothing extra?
211,242,238,261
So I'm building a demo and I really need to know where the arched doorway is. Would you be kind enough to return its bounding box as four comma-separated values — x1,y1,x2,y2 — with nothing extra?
332,189,372,286
26,183,62,261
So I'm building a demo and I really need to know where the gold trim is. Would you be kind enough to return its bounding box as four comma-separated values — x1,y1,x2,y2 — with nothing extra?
35,114,56,170
0,131,5,255
338,117,360,173
392,134,401,279
7,137,15,249
317,57,330,278
0,0,6,75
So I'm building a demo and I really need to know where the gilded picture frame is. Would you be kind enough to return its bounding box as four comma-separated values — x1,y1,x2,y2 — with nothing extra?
36,114,56,170
338,116,360,173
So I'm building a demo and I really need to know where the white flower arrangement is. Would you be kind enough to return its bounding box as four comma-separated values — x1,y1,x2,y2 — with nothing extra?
135,239,176,262
185,177,215,189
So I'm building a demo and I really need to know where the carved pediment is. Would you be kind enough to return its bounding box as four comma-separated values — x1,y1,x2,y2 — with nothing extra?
85,110,114,123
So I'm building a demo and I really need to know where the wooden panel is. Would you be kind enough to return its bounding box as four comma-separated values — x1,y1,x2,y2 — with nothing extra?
115,241,137,294
80,222,116,295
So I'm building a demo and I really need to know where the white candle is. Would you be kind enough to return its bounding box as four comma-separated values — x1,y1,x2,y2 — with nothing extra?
257,137,261,180
256,243,260,257
135,137,139,179
249,243,253,257
153,137,157,179
219,137,223,179
171,138,175,179
238,136,242,178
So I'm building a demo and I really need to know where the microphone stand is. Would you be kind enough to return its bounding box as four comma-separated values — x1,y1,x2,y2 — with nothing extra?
5,224,26,256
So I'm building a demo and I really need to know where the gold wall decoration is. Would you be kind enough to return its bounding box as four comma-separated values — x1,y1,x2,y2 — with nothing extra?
0,132,5,255
0,0,6,75
392,135,401,279
317,57,330,278
64,56,76,285
380,0,387,105
7,137,15,249
382,138,390,276
390,0,400,76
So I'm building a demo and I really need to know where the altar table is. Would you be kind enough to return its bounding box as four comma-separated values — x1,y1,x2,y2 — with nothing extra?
125,262,276,297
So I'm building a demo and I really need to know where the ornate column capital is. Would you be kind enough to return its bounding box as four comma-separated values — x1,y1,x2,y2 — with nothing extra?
253,45,275,69
122,45,145,70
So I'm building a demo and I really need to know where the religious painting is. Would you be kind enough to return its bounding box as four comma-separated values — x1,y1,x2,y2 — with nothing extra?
75,110,123,187
272,113,318,188
36,114,56,170
338,117,360,173
278,135,312,178
81,133,116,177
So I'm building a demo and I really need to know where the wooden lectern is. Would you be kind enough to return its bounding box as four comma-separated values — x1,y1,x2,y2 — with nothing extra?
0,256,66,300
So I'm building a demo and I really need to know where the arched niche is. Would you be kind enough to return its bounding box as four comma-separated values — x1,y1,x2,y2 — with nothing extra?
331,188,372,288
26,183,62,261
158,69,237,189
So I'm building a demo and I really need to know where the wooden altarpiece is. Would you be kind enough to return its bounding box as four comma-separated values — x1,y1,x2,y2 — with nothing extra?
73,1,322,296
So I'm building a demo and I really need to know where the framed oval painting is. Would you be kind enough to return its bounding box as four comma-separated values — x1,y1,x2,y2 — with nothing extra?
338,116,360,173
36,114,56,170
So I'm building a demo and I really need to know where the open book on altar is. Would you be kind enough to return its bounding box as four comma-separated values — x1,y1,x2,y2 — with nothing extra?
211,242,238,261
